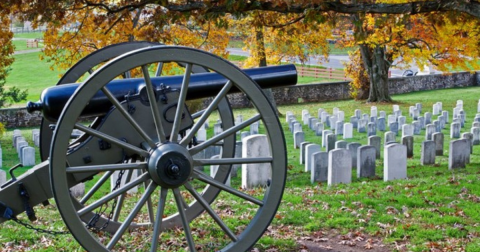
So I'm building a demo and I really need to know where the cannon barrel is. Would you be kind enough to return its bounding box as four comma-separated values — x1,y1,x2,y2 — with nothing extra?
27,64,297,121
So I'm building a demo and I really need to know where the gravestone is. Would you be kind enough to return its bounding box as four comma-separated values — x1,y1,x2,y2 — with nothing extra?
34,134,40,147
305,144,321,172
450,122,461,138
328,149,352,186
0,169,6,187
473,122,480,128
294,131,305,149
387,115,396,125
293,122,302,133
459,111,466,128
412,108,419,120
329,116,337,130
416,102,422,113
332,107,339,116
462,132,473,155
232,141,243,177
384,131,396,144
303,114,311,125
402,136,414,158
321,112,329,123
362,113,369,122
367,122,376,137
448,139,469,170
402,124,413,138
0,148,2,168
326,115,331,128
398,116,406,129
309,118,318,131
384,143,407,181
355,109,361,119
471,127,480,145
335,121,344,135
371,106,378,118
16,141,28,158
235,115,243,125
425,112,432,125
393,104,400,112
409,106,415,118
32,129,40,141
300,142,311,165
242,135,271,189
377,117,386,131
357,119,367,133
322,130,333,147
70,183,85,198
425,124,436,140
196,127,207,143
311,151,328,183
315,122,324,136
442,110,449,123
357,146,376,178
288,119,297,132
326,134,337,152
433,132,444,156
418,116,425,129
438,115,445,129
347,142,361,169
350,116,358,129
412,121,421,135
389,122,399,136
368,135,381,159
343,123,353,139
379,111,386,118
335,140,348,149
14,136,25,150
317,108,324,119
461,135,472,164
21,147,36,166
433,120,441,133
285,111,293,122
214,123,223,135
370,116,377,124
337,111,345,123
433,103,440,115
394,110,402,119
420,141,435,165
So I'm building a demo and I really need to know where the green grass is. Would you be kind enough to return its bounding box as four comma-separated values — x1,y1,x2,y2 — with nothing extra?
2,86,480,251
5,52,63,103
13,32,44,39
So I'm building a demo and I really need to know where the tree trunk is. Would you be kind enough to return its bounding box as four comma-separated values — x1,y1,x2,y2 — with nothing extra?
359,44,392,103
254,25,281,115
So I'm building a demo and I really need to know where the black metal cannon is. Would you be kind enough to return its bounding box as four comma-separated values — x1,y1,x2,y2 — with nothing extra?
0,43,296,251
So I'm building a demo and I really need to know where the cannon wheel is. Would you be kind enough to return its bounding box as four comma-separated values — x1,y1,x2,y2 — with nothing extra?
50,46,286,251
40,42,236,233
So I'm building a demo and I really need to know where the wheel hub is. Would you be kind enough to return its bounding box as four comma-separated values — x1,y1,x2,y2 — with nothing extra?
148,143,193,188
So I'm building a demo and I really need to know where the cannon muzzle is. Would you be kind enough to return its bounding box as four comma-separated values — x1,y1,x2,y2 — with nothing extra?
27,65,297,121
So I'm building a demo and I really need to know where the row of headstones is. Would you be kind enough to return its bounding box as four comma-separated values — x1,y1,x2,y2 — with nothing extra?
301,132,472,186
11,129,37,167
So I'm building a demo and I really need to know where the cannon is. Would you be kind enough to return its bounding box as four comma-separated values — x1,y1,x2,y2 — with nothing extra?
0,43,296,251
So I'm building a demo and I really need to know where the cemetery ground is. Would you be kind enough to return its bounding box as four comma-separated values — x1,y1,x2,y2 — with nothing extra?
1,86,480,251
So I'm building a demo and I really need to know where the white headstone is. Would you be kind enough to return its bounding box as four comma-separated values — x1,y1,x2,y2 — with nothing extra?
21,147,36,166
384,143,407,181
0,169,6,186
70,183,86,198
305,144,321,172
402,124,413,138
242,134,272,189
448,139,469,170
311,152,328,183
196,128,207,142
327,149,352,186
343,123,353,139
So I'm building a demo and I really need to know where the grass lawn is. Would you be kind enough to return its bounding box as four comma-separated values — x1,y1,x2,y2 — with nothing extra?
13,32,44,40
1,86,480,251
5,52,63,104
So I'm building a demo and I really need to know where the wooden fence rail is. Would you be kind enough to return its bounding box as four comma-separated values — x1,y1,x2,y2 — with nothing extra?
297,66,351,81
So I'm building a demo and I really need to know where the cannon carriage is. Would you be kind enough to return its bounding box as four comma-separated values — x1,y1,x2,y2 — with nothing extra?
0,43,297,251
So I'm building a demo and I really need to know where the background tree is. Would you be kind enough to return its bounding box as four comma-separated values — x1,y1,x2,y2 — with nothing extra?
7,0,480,104
0,5,27,109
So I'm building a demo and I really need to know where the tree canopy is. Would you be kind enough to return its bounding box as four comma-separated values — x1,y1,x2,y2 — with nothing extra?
4,0,480,102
